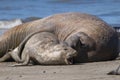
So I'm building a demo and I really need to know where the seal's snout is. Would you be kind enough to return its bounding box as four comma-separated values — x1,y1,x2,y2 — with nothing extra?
65,49,78,65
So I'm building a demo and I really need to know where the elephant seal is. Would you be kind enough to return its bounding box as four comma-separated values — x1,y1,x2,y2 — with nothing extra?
0,12,118,63
7,32,77,66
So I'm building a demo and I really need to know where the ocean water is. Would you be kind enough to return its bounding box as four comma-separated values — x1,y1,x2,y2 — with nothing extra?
0,0,120,25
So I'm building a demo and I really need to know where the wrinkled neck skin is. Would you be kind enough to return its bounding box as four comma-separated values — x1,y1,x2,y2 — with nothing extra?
0,20,55,57
0,30,27,57
0,36,9,57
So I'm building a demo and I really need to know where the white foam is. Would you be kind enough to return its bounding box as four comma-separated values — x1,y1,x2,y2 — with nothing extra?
0,19,22,29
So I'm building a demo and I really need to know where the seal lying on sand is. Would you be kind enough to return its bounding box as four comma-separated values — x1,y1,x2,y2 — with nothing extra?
0,12,118,63
8,32,77,66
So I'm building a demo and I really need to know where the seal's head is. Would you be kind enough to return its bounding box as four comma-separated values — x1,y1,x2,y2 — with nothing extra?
53,43,77,65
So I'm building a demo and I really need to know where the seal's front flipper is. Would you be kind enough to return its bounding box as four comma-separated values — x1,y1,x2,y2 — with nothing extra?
65,32,96,63
10,63,28,67
10,54,30,67
65,32,96,50
107,65,120,75
9,50,22,63
107,70,120,75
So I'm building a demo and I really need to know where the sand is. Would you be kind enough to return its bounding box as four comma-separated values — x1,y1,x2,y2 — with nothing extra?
0,60,120,80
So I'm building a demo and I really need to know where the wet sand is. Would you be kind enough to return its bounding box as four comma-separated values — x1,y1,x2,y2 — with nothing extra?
0,60,120,80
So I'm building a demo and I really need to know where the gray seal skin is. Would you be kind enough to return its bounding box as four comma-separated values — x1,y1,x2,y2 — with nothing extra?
0,12,118,63
8,32,77,66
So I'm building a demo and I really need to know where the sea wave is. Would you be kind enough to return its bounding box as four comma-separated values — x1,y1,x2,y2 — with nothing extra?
0,19,22,29
0,17,41,35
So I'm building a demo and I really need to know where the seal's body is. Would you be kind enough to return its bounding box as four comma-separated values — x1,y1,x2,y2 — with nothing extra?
0,12,118,63
9,32,77,66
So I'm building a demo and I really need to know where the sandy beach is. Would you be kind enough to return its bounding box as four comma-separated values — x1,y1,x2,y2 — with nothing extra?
0,60,120,80
0,0,119,80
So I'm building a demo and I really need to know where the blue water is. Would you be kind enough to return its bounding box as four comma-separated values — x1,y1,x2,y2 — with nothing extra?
0,0,120,25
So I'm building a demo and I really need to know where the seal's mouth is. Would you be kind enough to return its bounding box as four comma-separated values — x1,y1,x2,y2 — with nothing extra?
65,57,73,65
64,50,77,65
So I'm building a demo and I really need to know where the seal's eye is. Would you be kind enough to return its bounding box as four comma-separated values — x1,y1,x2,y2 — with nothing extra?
64,48,68,50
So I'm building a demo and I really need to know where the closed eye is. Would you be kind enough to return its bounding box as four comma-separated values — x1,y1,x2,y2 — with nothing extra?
64,48,68,50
